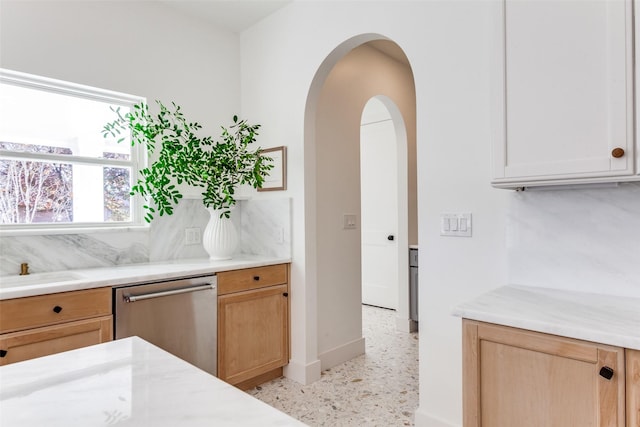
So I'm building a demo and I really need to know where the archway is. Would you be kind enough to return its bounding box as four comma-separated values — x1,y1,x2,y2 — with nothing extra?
304,35,418,370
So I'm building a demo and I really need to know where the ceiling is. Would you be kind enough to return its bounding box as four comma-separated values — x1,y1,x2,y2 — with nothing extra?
159,0,293,33
158,1,410,66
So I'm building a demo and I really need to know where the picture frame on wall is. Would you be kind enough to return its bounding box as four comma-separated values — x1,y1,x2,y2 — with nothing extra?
258,146,287,191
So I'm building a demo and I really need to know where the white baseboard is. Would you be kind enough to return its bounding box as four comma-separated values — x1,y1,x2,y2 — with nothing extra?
414,407,459,427
318,337,366,370
283,358,322,385
396,316,418,333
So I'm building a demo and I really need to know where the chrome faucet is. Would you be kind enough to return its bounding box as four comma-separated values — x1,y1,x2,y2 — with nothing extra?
19,263,29,276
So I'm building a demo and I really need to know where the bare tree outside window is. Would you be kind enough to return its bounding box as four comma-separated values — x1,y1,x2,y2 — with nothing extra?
0,142,73,224
103,152,131,222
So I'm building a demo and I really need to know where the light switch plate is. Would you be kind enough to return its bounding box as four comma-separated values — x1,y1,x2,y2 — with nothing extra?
343,214,357,230
440,213,472,237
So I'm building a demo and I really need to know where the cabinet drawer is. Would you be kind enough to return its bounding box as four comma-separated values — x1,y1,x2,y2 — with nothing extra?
217,264,288,295
0,287,111,334
0,315,113,366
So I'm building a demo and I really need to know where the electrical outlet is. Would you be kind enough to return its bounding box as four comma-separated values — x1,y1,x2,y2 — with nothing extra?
185,227,201,245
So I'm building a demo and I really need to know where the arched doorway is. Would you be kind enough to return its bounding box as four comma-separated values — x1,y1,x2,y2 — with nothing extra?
304,36,418,370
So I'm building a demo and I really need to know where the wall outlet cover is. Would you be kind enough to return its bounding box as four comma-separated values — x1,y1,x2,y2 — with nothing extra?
185,227,201,245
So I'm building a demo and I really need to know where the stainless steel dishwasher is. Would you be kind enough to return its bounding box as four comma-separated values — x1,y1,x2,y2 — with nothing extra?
114,275,217,375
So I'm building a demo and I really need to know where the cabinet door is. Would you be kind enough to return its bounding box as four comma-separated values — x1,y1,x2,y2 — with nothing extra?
491,0,634,186
218,284,288,386
0,316,113,366
463,320,625,427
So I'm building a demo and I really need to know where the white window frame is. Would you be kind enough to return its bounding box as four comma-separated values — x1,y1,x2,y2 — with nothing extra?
0,68,148,235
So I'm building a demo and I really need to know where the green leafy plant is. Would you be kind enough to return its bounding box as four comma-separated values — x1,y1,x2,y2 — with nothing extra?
102,101,272,223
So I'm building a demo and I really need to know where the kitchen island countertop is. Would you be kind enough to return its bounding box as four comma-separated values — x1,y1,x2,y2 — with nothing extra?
453,285,640,350
0,336,306,426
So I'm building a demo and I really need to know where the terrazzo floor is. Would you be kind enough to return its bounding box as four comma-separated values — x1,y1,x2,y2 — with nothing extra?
247,305,420,426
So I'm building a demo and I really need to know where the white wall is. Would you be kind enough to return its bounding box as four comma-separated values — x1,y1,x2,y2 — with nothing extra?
241,2,508,425
0,1,239,135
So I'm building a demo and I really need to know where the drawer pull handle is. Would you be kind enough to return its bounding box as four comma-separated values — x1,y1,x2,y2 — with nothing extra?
253,276,260,281
283,292,289,297
599,366,614,380
53,305,63,314
0,350,7,358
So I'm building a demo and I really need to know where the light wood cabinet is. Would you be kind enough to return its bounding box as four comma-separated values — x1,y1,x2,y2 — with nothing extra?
491,0,636,188
0,316,112,366
217,264,289,389
629,349,640,427
0,287,112,366
463,320,627,427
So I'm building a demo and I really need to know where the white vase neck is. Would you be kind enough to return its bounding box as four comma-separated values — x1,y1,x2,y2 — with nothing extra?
207,206,236,215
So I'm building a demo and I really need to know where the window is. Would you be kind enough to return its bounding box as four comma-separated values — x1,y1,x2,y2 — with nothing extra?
0,69,146,230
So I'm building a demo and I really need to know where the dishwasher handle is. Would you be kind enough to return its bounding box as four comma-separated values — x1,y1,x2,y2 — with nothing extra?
124,283,215,303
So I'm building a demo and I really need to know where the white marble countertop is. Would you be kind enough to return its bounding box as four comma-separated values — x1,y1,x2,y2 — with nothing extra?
453,285,640,350
0,336,306,426
0,255,291,300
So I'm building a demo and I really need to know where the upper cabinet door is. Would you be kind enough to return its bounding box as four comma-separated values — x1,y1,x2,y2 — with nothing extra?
491,0,635,188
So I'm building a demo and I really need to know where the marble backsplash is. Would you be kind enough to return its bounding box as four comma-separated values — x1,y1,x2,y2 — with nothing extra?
0,198,291,276
507,181,640,298
148,197,292,260
238,198,291,257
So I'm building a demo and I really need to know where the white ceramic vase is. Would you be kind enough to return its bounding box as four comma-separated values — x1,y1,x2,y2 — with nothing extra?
202,207,238,260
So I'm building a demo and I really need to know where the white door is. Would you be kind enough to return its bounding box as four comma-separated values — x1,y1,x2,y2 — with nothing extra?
360,98,398,310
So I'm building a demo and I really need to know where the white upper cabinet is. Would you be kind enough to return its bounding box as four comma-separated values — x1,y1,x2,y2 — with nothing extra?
491,0,637,188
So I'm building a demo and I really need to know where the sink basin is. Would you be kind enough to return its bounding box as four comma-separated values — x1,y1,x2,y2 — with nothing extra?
0,271,82,288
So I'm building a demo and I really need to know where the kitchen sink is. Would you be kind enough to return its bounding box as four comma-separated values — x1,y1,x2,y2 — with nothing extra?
0,271,83,288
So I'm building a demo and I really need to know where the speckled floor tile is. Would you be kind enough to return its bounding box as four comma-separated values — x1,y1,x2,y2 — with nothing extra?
247,305,419,426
